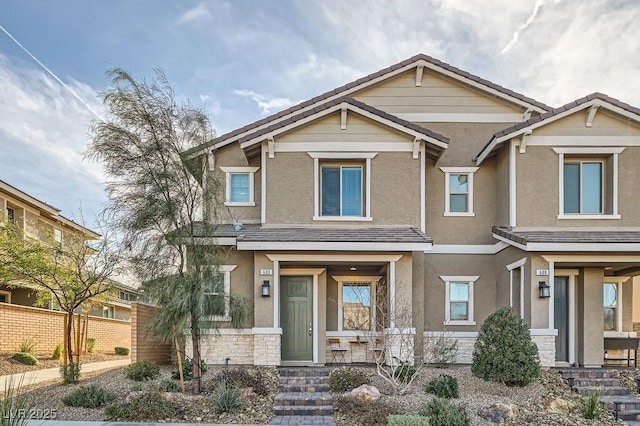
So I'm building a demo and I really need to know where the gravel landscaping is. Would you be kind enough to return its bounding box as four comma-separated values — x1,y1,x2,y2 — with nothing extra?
0,351,129,376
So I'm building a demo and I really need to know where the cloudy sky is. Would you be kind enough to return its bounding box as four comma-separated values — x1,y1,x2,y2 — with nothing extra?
0,0,639,227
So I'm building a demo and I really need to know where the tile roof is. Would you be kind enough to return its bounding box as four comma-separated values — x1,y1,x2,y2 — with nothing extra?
191,223,432,243
236,96,449,147
493,226,640,245
183,53,550,158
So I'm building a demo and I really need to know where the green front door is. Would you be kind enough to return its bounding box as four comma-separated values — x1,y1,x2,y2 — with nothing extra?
281,276,313,361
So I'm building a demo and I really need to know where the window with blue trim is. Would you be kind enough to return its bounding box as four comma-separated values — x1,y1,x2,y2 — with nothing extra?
321,165,363,216
230,173,250,203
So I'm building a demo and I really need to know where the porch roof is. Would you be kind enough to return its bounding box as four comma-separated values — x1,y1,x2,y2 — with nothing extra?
191,223,432,251
493,226,640,252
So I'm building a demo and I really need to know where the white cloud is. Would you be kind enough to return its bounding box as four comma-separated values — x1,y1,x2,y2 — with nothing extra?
177,2,213,25
500,0,546,55
234,89,299,114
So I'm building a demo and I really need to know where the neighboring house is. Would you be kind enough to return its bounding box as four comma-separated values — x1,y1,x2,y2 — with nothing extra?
0,179,136,320
182,54,640,368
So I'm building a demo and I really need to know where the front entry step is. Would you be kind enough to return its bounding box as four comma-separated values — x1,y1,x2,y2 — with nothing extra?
270,367,335,425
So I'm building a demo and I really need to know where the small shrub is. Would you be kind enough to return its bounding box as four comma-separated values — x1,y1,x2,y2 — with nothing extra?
1,375,29,426
18,338,37,354
426,375,459,399
334,395,400,426
420,398,469,426
425,332,458,365
126,361,160,381
60,362,81,384
158,379,180,393
471,307,540,386
115,346,130,355
86,337,96,353
388,414,430,426
52,343,62,360
216,367,273,396
392,360,417,383
172,357,206,381
578,391,605,419
105,388,182,421
62,385,115,408
212,384,242,414
11,352,38,366
329,367,370,392
130,382,144,392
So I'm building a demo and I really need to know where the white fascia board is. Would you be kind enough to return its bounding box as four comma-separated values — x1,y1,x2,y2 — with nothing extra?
276,142,414,153
552,147,626,154
430,242,509,254
532,137,640,147
527,242,640,252
237,241,432,251
492,233,527,250
475,137,499,165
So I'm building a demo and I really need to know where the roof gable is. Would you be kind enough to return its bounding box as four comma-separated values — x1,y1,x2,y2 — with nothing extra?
183,54,549,159
475,93,640,164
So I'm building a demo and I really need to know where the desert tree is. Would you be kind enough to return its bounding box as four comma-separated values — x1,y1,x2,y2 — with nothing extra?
0,218,119,370
87,67,247,393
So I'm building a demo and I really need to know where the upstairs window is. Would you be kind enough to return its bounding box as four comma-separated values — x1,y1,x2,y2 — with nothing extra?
440,167,478,216
220,167,259,207
103,306,115,319
6,207,15,223
321,165,363,216
53,228,63,244
564,161,603,214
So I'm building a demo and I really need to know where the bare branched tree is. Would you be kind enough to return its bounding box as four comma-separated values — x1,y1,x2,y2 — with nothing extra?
86,67,246,393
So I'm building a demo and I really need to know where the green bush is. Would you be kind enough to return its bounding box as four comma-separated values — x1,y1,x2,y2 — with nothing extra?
130,382,144,392
172,357,206,381
578,391,605,419
334,395,400,426
18,338,37,354
471,307,540,386
60,362,81,384
1,375,29,426
52,343,62,360
329,367,370,392
126,361,160,381
388,414,430,426
425,375,459,399
62,385,115,408
105,388,182,421
420,398,469,426
11,352,38,366
212,384,242,414
392,360,417,383
115,346,130,355
158,379,180,393
86,338,96,353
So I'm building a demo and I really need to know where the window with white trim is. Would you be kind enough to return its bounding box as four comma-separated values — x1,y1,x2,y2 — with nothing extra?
203,265,236,321
603,282,621,332
6,207,15,223
0,290,11,304
555,147,623,219
220,167,259,206
335,276,380,331
53,228,63,244
102,306,115,319
310,153,375,221
440,275,478,325
440,167,479,216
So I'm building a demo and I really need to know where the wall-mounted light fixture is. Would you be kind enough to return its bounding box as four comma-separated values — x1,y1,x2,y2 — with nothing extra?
262,280,271,297
538,281,550,298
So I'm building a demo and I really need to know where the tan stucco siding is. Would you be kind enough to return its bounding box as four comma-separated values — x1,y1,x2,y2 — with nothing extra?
353,70,522,115
423,254,497,332
533,110,640,137
226,249,255,322
494,247,529,319
516,146,640,227
266,152,314,224
494,147,510,227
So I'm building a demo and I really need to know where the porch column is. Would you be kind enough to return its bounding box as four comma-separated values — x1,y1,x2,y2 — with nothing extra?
577,268,604,367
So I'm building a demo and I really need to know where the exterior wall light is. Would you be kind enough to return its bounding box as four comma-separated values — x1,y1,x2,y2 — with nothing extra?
538,281,550,298
261,280,271,297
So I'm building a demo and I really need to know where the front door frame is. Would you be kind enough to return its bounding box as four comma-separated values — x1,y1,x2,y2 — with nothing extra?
280,268,325,364
554,270,578,366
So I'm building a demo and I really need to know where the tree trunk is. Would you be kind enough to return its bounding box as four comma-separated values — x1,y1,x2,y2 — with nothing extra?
191,310,202,394
65,311,74,365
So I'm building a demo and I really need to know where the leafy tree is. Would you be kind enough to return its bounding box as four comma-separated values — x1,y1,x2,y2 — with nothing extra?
471,306,540,386
87,67,248,393
0,219,118,368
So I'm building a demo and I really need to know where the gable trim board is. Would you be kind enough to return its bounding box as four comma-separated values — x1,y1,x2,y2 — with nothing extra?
476,93,640,165
493,227,640,252
183,54,549,160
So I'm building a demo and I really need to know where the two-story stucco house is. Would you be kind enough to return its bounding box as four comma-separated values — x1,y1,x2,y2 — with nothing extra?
182,54,640,368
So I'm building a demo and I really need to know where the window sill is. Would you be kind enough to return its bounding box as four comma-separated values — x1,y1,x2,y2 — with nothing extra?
444,320,476,326
206,315,232,322
557,214,620,220
313,216,373,221
443,212,475,217
225,201,256,207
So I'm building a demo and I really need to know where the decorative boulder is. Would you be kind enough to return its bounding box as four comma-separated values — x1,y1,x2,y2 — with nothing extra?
546,397,575,414
348,384,381,401
477,403,519,422
241,387,257,399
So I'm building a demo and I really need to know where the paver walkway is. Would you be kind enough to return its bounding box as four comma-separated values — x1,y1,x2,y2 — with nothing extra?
0,359,131,390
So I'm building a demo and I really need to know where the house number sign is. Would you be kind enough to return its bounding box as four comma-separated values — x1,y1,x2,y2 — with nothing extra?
536,269,550,276
260,269,273,276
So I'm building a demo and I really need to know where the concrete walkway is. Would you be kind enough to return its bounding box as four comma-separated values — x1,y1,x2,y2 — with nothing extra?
0,359,131,389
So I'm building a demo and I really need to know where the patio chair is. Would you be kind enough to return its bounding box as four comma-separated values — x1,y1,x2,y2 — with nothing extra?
328,338,349,364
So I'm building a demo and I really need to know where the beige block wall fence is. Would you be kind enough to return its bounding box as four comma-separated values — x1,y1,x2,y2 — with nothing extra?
131,303,172,364
0,302,130,354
